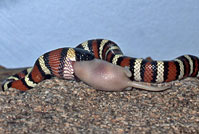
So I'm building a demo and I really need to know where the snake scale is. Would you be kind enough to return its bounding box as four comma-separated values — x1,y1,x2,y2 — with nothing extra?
2,39,199,91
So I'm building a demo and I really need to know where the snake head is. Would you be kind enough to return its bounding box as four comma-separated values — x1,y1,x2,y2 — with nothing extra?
74,48,95,61
58,48,95,80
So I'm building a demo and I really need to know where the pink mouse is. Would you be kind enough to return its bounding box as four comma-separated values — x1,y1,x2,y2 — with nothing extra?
73,59,170,91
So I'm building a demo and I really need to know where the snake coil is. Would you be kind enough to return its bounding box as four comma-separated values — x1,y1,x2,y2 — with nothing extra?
2,39,199,91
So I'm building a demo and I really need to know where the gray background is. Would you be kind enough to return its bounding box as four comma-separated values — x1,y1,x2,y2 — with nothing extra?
0,0,199,68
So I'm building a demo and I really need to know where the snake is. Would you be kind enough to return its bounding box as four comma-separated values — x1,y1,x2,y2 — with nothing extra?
2,39,199,91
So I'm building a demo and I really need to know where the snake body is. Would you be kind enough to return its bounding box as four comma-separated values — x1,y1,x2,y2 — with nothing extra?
2,39,199,91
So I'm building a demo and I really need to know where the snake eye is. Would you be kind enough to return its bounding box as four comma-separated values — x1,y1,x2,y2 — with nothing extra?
75,48,95,61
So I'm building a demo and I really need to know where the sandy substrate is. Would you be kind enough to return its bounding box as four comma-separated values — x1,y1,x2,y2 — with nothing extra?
0,67,199,134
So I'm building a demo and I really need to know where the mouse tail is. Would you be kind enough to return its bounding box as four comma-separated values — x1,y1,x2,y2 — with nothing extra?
128,81,171,91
